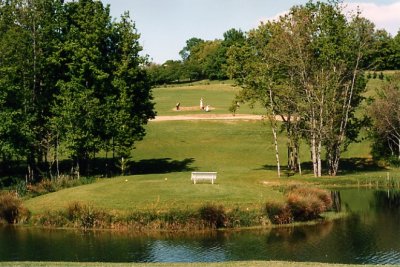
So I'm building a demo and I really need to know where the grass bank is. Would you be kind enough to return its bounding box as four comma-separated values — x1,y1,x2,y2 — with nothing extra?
17,77,400,230
23,119,398,216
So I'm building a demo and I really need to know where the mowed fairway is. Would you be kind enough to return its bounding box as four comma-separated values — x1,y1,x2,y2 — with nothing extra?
25,120,286,214
152,81,265,116
24,81,382,214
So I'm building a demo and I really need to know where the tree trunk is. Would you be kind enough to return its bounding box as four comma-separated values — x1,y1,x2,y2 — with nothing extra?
317,140,322,177
268,89,281,177
398,138,400,160
271,123,281,178
56,135,60,180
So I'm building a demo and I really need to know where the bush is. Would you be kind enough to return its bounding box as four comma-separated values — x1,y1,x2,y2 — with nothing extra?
265,202,293,225
226,207,262,228
27,177,96,197
66,201,112,229
37,210,69,227
67,201,85,221
265,187,333,224
199,204,226,228
0,192,30,224
290,187,333,209
287,187,332,221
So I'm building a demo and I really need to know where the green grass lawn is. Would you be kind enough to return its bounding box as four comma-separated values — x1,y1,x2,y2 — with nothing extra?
24,77,400,215
153,81,265,116
25,120,285,214
24,120,396,215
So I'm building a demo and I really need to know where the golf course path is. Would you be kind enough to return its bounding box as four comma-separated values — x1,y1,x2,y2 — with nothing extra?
152,114,264,121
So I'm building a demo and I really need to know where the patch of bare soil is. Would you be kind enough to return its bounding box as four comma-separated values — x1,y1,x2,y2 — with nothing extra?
152,113,264,122
172,106,215,112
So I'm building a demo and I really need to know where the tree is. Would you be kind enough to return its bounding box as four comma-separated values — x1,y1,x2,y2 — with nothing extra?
52,0,113,177
363,29,395,70
110,12,156,160
0,0,66,180
369,74,400,162
392,30,400,69
228,1,371,177
1,0,155,180
179,37,204,61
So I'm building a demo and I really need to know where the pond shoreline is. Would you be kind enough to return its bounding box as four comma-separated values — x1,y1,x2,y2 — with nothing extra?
7,210,347,235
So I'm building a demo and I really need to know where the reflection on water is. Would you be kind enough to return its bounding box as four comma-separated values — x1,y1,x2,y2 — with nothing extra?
0,189,400,264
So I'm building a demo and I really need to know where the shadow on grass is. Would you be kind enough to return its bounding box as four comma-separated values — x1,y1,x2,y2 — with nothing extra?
132,158,196,174
259,157,386,176
336,157,386,174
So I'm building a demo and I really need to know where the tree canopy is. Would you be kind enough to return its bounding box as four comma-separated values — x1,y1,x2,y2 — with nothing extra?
228,0,373,177
0,0,155,180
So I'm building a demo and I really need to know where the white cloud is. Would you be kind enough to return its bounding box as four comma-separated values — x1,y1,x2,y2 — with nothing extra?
345,2,400,35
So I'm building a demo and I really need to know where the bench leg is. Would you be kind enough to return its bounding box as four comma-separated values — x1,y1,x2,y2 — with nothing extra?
194,179,196,184
212,179,214,184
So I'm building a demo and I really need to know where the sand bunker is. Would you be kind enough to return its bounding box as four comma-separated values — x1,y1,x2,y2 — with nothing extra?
172,106,216,112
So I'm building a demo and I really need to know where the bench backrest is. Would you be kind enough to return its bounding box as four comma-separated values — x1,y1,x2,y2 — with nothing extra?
191,172,217,179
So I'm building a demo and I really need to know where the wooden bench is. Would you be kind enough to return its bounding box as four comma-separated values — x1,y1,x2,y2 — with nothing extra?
191,172,217,184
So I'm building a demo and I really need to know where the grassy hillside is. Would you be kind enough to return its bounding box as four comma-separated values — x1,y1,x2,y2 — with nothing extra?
24,75,400,215
25,120,285,214
152,81,265,116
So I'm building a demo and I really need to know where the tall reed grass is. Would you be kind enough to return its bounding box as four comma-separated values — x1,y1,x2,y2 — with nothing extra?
30,202,269,231
0,192,30,224
265,187,333,224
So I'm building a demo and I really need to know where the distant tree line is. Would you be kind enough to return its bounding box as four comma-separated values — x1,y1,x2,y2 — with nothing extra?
148,17,400,86
0,0,155,182
147,28,246,84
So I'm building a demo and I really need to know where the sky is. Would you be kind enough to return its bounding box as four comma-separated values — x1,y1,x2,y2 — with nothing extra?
101,0,400,64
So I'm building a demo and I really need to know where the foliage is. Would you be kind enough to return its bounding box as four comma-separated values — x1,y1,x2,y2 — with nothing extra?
369,73,400,163
31,201,270,230
199,203,227,228
24,177,96,198
265,187,332,224
228,0,372,177
265,201,293,225
147,28,246,85
286,187,332,221
0,192,30,224
0,0,155,181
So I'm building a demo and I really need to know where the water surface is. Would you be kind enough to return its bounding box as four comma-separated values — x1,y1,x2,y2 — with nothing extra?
1,188,399,264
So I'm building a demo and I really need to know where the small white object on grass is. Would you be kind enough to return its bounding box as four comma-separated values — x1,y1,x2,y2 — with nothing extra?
165,178,168,181
125,179,128,182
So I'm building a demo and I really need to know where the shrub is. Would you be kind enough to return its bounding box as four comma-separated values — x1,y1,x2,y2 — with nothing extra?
37,211,69,227
27,177,96,197
67,201,85,221
265,187,333,224
0,192,30,224
199,204,226,228
265,201,293,225
287,187,332,221
290,187,333,209
226,207,261,228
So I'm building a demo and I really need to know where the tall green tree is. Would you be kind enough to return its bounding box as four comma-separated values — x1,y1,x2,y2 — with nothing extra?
0,0,65,180
229,0,372,177
110,12,155,159
52,0,112,176
369,74,400,162
1,0,155,180
393,30,400,69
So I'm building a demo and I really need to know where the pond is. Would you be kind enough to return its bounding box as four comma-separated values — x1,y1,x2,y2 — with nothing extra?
1,188,400,264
